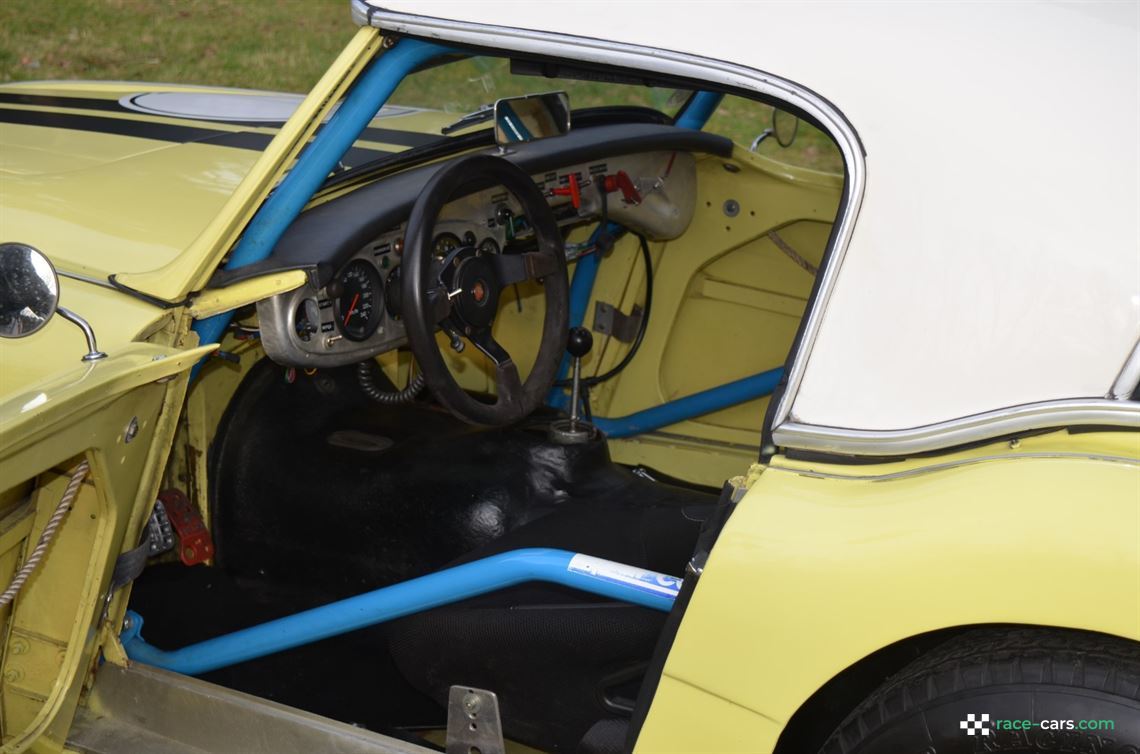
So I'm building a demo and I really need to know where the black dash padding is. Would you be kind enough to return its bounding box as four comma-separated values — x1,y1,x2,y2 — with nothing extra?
209,123,733,288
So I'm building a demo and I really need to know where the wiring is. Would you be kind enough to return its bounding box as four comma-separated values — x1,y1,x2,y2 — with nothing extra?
357,359,426,405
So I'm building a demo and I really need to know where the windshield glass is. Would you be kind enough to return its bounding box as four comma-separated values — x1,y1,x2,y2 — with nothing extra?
390,57,689,119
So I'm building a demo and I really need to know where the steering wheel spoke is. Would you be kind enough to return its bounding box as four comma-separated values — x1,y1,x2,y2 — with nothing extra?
425,285,453,322
494,360,525,407
490,250,560,286
468,328,512,367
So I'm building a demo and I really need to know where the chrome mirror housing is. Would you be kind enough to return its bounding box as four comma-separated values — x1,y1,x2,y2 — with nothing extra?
0,242,60,338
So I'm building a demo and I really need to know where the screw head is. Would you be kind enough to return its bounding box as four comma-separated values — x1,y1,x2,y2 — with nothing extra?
124,417,139,444
463,692,481,718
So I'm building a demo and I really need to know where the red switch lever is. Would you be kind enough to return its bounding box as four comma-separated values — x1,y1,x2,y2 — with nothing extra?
549,172,582,209
603,171,642,205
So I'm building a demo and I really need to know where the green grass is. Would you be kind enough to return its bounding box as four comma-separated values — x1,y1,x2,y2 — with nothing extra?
0,0,352,92
0,0,841,173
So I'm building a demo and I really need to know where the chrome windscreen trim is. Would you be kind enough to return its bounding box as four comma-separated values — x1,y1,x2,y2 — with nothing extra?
772,399,1140,457
355,2,867,436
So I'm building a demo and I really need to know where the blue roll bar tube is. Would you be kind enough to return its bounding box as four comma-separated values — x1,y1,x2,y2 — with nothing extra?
549,90,723,401
592,366,784,439
191,39,457,373
120,548,680,676
674,91,725,130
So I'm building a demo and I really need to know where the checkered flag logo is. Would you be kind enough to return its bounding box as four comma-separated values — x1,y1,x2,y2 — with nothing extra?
960,713,990,736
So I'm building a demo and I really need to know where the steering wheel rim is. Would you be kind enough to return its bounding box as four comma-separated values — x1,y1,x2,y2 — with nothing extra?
401,154,569,425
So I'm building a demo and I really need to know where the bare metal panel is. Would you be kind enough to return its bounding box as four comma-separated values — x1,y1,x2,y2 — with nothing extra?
67,662,430,754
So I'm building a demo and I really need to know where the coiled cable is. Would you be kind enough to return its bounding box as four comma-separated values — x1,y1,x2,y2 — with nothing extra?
357,360,426,405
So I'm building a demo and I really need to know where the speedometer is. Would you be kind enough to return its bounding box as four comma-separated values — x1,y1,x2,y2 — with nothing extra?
332,260,383,341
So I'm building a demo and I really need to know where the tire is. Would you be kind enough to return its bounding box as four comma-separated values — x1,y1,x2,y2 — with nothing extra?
819,627,1140,754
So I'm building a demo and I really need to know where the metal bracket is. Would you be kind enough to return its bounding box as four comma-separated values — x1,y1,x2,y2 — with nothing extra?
593,301,643,343
446,686,505,754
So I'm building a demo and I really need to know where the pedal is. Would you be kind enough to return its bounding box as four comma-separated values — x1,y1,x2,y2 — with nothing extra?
158,489,215,566
446,686,505,754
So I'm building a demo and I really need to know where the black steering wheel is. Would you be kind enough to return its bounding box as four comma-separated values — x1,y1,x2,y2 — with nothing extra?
401,154,569,425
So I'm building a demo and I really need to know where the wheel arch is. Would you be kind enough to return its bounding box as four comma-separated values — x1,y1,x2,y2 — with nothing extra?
771,621,1140,753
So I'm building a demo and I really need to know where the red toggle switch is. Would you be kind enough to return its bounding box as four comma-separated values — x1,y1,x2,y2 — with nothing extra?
602,170,642,205
550,172,582,209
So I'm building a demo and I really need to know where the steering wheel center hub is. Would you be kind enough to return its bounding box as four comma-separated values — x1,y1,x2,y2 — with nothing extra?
449,254,501,331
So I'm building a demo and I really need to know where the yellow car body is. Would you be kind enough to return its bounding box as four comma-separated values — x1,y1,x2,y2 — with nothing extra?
0,7,1137,754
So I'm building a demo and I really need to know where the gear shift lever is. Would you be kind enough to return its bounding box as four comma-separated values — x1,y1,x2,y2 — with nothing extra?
549,327,597,444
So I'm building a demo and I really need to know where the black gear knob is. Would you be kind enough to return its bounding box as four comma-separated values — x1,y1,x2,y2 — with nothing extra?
567,326,593,358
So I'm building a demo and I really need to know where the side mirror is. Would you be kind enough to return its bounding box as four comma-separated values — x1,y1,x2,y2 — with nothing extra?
0,242,60,338
0,241,106,360
771,108,800,148
493,91,571,146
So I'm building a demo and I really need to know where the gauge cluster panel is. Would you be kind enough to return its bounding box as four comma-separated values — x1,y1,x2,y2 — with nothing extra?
257,216,515,368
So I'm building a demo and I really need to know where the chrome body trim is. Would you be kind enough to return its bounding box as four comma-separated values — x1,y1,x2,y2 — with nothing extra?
769,452,1140,483
772,400,1140,456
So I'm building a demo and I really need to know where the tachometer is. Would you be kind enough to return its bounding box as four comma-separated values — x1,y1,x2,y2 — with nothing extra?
332,260,383,341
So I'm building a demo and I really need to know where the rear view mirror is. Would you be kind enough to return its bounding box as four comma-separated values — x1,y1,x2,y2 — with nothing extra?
0,242,59,338
494,92,570,145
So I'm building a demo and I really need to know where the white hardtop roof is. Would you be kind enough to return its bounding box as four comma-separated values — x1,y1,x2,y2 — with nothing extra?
359,1,1140,454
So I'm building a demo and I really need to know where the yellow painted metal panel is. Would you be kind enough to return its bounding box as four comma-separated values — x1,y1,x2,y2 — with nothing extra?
0,339,199,750
634,674,780,754
188,270,307,319
114,27,384,302
0,342,214,459
638,430,1140,749
0,279,176,398
0,138,261,280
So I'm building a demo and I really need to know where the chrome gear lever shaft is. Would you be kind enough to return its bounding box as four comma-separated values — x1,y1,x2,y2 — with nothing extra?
549,327,597,444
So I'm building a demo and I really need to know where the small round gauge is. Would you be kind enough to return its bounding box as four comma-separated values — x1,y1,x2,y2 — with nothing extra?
432,232,462,259
477,238,500,256
332,260,383,341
